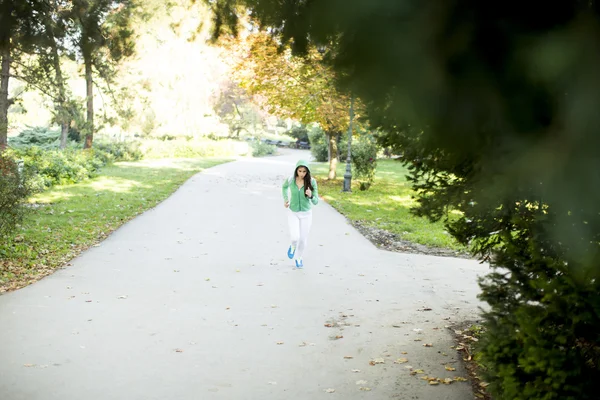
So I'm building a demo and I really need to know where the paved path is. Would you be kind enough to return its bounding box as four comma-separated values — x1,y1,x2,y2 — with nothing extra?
0,150,489,400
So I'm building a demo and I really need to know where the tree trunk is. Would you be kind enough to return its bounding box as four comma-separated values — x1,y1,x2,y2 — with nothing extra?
83,57,93,149
326,132,331,163
47,22,70,150
0,41,10,153
328,131,338,180
60,122,69,148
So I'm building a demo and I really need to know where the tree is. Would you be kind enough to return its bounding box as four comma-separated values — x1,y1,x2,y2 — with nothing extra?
65,0,136,149
225,31,353,179
207,1,600,398
0,0,48,153
11,0,76,149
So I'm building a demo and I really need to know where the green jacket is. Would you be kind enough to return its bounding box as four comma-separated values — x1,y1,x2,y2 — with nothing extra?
282,160,319,212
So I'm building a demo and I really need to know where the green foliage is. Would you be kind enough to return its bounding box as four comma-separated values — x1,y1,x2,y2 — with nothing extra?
11,146,111,190
140,138,250,158
308,126,328,162
351,135,378,190
250,140,276,157
0,154,34,239
286,125,309,142
93,140,143,161
8,126,62,148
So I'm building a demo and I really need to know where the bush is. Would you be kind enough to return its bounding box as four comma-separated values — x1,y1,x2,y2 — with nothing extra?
250,140,277,157
8,126,63,149
351,135,379,190
0,154,34,239
140,138,250,158
11,146,112,190
93,140,143,161
308,126,329,162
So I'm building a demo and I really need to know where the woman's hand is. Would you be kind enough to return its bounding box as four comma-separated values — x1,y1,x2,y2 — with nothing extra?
305,188,312,198
284,201,289,208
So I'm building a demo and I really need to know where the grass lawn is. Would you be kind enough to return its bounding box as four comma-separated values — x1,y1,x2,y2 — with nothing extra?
311,159,464,251
0,158,230,293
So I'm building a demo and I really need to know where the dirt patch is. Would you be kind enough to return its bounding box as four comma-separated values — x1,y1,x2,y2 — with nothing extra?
351,220,473,259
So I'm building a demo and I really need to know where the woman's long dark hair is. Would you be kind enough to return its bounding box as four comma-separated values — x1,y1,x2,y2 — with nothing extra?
295,166,314,197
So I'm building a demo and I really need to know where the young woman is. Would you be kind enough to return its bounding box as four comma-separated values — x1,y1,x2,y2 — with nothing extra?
282,160,319,268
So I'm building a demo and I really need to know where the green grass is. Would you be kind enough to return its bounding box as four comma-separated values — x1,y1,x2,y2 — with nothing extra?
311,159,464,251
0,158,230,293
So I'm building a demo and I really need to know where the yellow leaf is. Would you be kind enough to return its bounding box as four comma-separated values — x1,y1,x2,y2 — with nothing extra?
394,358,409,364
445,365,456,371
429,381,440,385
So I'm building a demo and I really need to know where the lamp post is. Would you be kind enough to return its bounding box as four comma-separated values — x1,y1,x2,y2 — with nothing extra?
343,95,354,192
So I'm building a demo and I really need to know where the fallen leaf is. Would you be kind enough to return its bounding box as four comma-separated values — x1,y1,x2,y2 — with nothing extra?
413,338,422,342
276,341,284,345
334,335,343,340
442,378,453,385
480,382,490,388
205,278,210,281
324,323,334,327
23,364,35,367
429,381,440,385
359,387,371,391
355,380,368,385
324,388,335,393
351,369,361,373
369,358,385,365
453,377,468,382
344,356,354,359
394,358,409,364
445,365,456,371
401,351,408,354
423,343,433,347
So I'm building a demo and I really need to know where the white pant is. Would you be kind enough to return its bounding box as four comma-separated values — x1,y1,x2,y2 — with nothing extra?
288,210,313,259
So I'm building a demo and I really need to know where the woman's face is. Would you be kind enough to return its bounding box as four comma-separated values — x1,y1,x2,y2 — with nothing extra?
296,167,308,179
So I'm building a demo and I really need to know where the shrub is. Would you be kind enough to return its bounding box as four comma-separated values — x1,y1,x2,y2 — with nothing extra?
0,154,34,239
250,140,277,157
140,138,250,158
351,135,379,190
308,126,329,162
11,146,112,190
8,126,62,149
93,140,143,161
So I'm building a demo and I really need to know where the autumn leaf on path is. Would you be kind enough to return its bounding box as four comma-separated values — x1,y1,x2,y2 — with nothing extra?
369,358,385,365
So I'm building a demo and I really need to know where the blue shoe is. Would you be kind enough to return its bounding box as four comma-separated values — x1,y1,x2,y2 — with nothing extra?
287,245,296,259
295,259,303,269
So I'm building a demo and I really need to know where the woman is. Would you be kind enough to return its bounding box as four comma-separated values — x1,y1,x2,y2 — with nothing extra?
282,160,319,268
